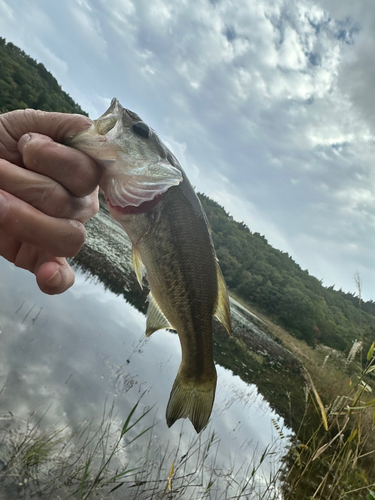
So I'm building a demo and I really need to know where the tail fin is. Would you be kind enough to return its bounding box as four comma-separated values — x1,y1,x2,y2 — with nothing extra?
166,367,217,433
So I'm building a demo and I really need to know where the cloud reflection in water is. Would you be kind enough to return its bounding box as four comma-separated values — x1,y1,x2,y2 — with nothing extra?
0,259,290,496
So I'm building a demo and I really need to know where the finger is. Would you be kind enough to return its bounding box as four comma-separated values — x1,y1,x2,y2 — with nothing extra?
0,110,93,165
0,190,85,258
0,158,99,222
2,237,75,295
18,133,102,197
0,228,22,263
36,259,75,295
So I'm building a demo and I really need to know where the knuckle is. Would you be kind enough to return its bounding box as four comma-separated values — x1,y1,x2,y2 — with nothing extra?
39,183,62,211
72,157,102,197
62,191,99,223
84,190,100,219
92,194,100,217
22,135,54,170
64,220,86,257
0,193,10,224
70,176,90,198
36,182,72,219
63,115,92,138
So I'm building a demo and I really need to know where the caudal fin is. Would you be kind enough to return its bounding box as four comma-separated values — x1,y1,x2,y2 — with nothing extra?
166,368,217,433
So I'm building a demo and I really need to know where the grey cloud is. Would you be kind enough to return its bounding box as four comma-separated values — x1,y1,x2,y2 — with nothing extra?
0,0,375,298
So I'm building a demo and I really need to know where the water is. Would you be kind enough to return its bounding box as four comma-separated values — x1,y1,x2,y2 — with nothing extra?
0,257,291,498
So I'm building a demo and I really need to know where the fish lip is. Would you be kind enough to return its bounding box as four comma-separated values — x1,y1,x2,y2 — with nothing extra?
104,193,163,214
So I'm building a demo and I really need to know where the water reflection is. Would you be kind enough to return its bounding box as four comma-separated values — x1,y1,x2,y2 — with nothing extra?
0,259,290,498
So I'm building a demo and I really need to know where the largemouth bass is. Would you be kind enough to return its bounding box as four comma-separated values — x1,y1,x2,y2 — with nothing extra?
66,98,231,432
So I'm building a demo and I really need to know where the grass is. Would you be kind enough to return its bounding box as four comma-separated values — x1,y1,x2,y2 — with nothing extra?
0,393,288,500
230,291,368,405
276,343,375,499
230,292,375,499
0,397,153,499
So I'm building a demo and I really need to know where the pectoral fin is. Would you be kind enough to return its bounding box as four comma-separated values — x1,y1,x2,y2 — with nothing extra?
214,265,231,335
146,293,171,337
132,246,144,288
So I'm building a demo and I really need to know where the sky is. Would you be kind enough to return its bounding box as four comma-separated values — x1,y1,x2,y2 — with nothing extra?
0,0,375,300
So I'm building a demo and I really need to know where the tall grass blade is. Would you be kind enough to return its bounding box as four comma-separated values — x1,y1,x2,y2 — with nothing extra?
109,482,125,493
75,458,92,498
367,342,375,361
120,400,141,437
304,369,328,431
347,428,358,443
120,399,153,437
167,460,175,491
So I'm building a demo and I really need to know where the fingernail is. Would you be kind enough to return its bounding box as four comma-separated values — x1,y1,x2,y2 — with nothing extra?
45,269,62,288
18,133,32,153
64,117,93,139
0,191,9,218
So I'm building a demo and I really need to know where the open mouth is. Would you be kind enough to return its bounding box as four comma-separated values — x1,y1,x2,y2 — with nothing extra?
104,193,163,214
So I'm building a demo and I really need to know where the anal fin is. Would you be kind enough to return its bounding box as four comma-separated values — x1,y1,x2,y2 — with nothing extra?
146,293,171,337
132,246,144,288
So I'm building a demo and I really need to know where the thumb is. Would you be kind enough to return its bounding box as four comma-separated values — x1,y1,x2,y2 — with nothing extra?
0,109,92,164
10,109,92,141
36,257,75,295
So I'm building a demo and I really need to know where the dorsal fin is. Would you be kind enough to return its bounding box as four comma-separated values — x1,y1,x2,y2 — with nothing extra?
214,265,231,335
145,293,172,337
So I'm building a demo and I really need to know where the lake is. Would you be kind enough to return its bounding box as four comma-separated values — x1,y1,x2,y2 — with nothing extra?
0,222,297,498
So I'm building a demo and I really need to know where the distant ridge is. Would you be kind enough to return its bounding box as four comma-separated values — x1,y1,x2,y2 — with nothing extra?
199,193,375,355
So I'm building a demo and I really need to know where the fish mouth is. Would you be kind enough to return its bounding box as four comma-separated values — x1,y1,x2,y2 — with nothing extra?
104,192,163,214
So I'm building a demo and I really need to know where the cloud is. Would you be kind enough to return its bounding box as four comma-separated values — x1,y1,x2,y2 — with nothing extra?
68,0,108,60
0,0,375,299
0,0,13,20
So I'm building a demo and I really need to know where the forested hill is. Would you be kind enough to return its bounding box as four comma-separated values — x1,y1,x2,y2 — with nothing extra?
1,38,373,355
199,194,375,353
0,37,86,115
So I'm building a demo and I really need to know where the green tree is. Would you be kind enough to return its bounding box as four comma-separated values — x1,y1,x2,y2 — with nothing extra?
0,38,87,115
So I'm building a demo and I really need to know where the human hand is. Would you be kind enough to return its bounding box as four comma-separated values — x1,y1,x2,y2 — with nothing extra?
0,109,102,294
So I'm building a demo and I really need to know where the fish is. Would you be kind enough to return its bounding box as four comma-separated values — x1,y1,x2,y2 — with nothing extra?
65,98,231,433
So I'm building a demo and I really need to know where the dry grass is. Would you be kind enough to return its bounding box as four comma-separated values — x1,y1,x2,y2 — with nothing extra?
229,293,361,403
230,293,375,499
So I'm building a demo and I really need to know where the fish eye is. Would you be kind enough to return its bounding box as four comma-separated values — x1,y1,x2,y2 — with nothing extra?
132,121,150,139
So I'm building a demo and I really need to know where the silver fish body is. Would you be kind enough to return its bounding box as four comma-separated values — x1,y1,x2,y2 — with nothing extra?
66,99,231,432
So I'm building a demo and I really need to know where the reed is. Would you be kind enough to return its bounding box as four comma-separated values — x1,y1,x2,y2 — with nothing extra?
280,341,375,500
0,395,284,499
